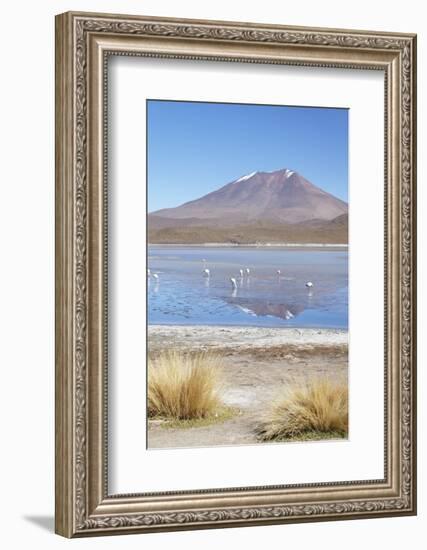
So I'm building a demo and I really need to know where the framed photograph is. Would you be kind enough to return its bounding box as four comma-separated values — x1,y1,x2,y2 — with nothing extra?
55,11,417,537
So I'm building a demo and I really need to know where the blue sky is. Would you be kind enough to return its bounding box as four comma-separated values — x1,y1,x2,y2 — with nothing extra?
147,100,348,212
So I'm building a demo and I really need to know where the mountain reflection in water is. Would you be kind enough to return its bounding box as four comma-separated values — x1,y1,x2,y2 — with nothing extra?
228,299,305,321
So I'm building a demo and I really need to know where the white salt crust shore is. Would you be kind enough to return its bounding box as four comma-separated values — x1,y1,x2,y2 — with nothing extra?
148,243,348,248
148,325,348,350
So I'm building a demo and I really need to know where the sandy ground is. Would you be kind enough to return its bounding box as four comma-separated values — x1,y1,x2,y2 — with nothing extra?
147,325,348,449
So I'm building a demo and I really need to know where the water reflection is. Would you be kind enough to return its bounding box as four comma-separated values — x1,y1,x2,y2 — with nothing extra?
227,297,304,321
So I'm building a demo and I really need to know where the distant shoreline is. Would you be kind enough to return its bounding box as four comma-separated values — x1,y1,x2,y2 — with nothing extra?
148,242,348,248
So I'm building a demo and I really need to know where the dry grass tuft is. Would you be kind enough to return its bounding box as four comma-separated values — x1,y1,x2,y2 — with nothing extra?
148,350,224,420
256,377,348,441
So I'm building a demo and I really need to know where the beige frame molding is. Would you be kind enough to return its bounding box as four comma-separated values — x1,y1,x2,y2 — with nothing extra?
55,11,417,537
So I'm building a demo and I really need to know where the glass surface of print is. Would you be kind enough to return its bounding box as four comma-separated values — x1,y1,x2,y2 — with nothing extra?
147,100,349,449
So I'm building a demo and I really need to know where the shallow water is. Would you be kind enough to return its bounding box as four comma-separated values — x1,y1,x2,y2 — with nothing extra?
148,246,348,329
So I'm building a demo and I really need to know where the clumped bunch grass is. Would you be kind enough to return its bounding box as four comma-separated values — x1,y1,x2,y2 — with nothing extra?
256,377,348,442
148,350,224,420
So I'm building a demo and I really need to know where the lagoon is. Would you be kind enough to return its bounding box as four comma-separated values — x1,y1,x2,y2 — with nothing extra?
148,246,348,329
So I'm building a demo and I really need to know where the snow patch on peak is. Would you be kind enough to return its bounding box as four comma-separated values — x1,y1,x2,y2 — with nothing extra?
235,171,257,183
284,169,295,178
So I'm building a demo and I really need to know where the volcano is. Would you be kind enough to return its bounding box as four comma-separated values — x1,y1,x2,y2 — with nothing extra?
148,169,348,244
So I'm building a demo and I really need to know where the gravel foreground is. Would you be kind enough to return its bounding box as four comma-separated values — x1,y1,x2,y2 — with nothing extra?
147,325,348,449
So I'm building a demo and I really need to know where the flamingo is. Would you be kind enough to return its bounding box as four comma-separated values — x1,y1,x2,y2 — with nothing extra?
152,273,159,281
230,277,237,289
305,281,313,288
147,268,151,278
277,269,281,276
245,268,250,275
203,268,210,278
239,269,244,278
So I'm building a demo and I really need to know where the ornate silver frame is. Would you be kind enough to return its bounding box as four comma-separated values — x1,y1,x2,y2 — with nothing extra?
55,11,417,537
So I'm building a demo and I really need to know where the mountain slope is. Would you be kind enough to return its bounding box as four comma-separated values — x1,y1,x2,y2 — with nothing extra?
151,168,347,224
148,214,348,245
